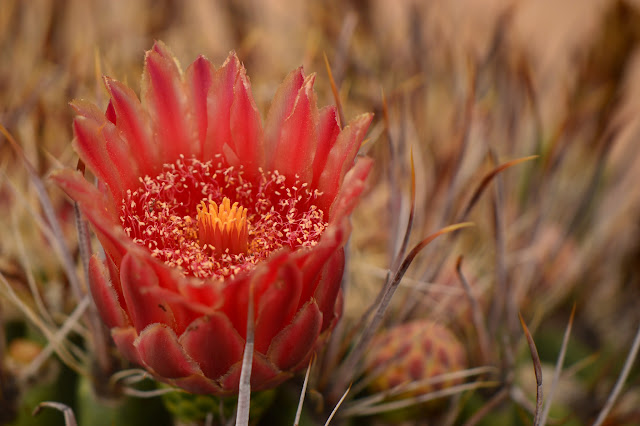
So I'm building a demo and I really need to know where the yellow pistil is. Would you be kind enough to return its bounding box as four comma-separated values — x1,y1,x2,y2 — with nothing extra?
197,197,248,254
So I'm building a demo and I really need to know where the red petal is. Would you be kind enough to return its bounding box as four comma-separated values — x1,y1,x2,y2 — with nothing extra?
329,156,373,222
293,225,345,306
135,323,201,378
219,352,282,392
264,68,305,169
119,254,176,332
185,55,214,157
172,375,224,395
72,116,124,199
104,77,159,178
68,107,138,201
70,99,105,122
51,170,128,265
312,250,345,331
101,120,140,193
142,41,198,162
146,260,202,334
88,255,129,329
105,100,117,124
267,300,322,371
270,74,318,182
111,326,143,366
317,113,373,210
203,52,240,159
312,106,340,187
254,262,303,354
179,314,244,380
219,251,289,338
230,66,264,173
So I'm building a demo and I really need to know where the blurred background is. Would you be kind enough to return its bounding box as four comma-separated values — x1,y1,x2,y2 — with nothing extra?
2,0,640,424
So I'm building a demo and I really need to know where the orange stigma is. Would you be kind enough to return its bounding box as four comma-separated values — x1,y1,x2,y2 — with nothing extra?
197,197,248,254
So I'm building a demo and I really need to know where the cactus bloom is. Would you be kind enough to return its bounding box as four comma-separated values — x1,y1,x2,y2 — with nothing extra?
53,42,372,395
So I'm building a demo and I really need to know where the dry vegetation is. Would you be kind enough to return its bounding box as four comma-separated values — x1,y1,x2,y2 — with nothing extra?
2,0,640,425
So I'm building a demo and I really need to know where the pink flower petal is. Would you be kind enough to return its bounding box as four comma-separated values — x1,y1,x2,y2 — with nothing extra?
101,119,140,193
270,74,318,183
317,113,373,211
264,68,305,169
72,116,124,199
141,41,198,163
185,56,214,157
312,106,341,187
70,99,105,122
230,65,264,174
111,326,143,366
312,250,345,331
254,262,303,354
219,352,283,392
51,170,128,265
219,251,290,338
293,225,345,306
203,52,240,160
179,314,244,380
104,77,159,178
119,254,176,332
135,323,201,378
88,255,129,329
329,156,374,222
171,375,224,395
267,300,322,371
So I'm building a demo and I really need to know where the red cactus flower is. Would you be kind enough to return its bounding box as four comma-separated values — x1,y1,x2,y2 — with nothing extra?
53,41,372,395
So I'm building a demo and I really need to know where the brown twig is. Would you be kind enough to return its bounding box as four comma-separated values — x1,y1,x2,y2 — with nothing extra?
519,312,543,426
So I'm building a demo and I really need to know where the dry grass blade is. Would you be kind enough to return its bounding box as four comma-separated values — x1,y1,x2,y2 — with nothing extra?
10,211,55,327
325,384,351,426
462,388,510,426
0,123,85,304
294,354,315,426
340,381,499,417
339,144,415,356
236,287,255,426
456,256,491,364
331,222,474,400
0,272,88,376
122,387,177,398
109,368,150,387
459,155,538,221
391,147,416,272
323,52,344,128
349,366,497,410
32,402,77,426
591,320,640,426
539,304,576,426
519,312,543,426
21,297,91,380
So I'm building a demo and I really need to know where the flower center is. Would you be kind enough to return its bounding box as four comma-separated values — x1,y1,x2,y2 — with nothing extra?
197,197,248,254
119,156,328,280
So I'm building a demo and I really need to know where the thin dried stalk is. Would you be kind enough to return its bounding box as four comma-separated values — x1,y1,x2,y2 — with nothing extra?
236,286,255,426
324,384,351,426
0,123,84,304
592,320,640,426
294,355,314,426
340,381,499,417
33,402,77,426
456,256,491,364
540,304,576,426
519,313,543,426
